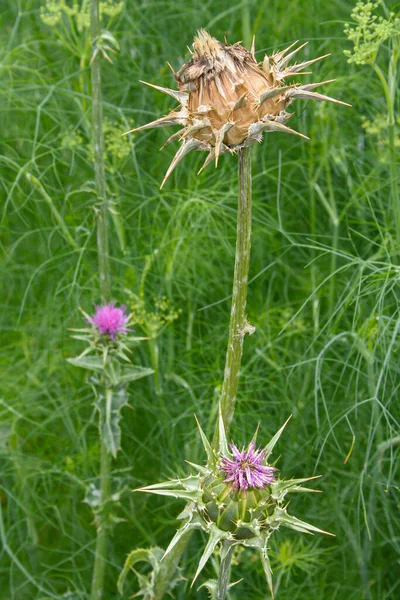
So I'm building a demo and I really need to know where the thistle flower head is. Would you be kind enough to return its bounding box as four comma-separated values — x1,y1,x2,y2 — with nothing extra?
220,441,276,490
88,303,129,339
128,29,349,187
138,412,333,596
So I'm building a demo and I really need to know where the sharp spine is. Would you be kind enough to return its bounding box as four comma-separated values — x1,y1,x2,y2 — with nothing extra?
161,139,202,188
258,85,291,105
140,80,189,105
288,88,351,106
276,42,308,69
272,40,300,64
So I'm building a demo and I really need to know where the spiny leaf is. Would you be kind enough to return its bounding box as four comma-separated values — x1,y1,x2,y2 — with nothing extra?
95,387,129,458
67,355,104,372
218,405,229,456
271,508,335,537
117,547,163,595
119,365,154,383
258,547,274,599
191,524,228,586
264,416,292,457
194,414,214,464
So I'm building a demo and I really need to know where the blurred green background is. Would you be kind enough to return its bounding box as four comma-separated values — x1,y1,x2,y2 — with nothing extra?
1,0,399,598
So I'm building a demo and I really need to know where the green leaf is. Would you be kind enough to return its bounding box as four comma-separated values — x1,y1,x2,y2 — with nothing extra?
95,387,129,458
117,547,164,596
270,507,335,537
258,547,274,599
119,364,154,383
218,405,229,456
191,524,228,586
263,416,291,457
67,355,104,372
271,476,322,501
137,475,203,503
194,414,214,465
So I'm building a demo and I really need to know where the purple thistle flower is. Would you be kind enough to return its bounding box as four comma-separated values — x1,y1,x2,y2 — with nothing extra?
219,441,276,491
88,303,129,339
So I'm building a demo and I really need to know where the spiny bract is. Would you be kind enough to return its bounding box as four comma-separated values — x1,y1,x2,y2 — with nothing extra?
137,413,334,597
127,29,349,187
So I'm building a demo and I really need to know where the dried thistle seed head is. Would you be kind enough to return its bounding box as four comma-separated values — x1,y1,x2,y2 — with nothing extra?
128,30,350,187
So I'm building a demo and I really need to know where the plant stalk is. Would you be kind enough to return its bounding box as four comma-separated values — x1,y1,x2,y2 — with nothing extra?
91,438,112,600
91,0,111,304
90,1,112,599
216,544,234,600
373,63,399,251
215,146,252,441
152,149,252,597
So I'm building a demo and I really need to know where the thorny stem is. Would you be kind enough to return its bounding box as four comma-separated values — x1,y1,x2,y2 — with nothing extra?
152,149,252,598
214,146,252,442
216,544,234,600
90,1,112,599
91,438,112,600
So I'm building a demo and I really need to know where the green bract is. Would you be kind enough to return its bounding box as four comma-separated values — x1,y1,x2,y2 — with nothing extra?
138,412,333,597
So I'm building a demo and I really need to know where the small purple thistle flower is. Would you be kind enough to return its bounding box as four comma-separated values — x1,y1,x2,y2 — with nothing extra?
219,441,276,491
88,303,129,339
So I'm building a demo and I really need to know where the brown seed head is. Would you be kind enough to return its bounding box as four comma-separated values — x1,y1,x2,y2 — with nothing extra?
127,30,350,187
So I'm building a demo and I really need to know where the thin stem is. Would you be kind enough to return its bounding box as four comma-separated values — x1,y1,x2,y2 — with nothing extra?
215,146,252,441
90,438,112,600
373,63,400,251
149,337,162,396
91,0,111,303
90,2,112,599
216,545,234,600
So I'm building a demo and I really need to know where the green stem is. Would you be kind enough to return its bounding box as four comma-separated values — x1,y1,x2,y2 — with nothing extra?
215,146,252,441
373,63,399,251
216,544,234,600
149,337,162,396
151,150,252,598
91,0,111,304
90,438,112,600
90,2,112,599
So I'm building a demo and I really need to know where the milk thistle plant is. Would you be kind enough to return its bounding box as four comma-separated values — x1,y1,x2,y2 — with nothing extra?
120,30,347,598
132,413,332,599
65,2,153,600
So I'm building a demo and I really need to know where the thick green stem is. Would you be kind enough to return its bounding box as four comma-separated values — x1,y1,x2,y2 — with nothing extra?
152,150,252,597
216,545,234,600
90,2,112,599
90,438,112,600
216,146,252,439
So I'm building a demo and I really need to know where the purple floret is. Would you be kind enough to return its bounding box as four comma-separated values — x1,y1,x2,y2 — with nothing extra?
88,303,129,339
219,441,276,491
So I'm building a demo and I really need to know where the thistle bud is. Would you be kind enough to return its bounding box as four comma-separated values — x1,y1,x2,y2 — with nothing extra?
138,412,334,596
127,30,349,187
